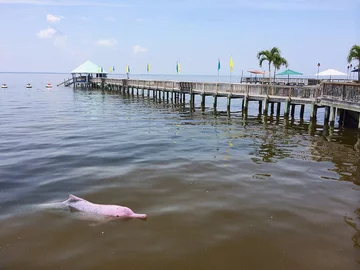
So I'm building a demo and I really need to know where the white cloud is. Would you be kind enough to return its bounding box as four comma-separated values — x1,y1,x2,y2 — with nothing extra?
37,27,57,39
133,45,148,54
46,14,62,23
96,39,117,47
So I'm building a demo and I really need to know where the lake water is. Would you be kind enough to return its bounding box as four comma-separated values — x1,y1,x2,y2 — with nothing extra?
0,73,359,270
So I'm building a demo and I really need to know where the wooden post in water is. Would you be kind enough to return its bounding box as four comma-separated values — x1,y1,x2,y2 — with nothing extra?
291,104,296,117
324,106,330,125
263,97,268,115
329,106,336,127
201,94,205,111
284,99,290,117
213,95,218,112
276,102,281,116
227,94,231,113
310,102,317,121
242,95,248,111
258,101,263,115
300,105,305,119
190,92,194,110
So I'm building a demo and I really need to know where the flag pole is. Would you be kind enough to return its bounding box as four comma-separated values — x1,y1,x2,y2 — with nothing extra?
217,58,220,83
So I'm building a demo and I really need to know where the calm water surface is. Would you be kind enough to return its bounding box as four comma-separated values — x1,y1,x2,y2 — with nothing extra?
0,74,359,269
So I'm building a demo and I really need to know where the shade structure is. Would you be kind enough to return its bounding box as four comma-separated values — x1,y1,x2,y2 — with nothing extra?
276,69,303,84
276,69,303,76
351,68,359,72
315,69,346,77
71,60,107,74
248,70,265,75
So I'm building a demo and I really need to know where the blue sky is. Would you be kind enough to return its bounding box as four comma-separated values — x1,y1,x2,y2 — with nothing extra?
0,0,359,76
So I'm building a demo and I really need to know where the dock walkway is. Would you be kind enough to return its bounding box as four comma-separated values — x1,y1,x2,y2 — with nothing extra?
85,78,360,128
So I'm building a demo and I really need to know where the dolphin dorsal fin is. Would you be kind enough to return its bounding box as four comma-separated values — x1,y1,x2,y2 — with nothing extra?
68,194,83,202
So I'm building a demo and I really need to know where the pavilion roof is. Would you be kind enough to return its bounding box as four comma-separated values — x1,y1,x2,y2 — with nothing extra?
71,60,107,74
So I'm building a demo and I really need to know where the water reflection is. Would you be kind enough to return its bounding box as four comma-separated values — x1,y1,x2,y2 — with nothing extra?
344,208,360,249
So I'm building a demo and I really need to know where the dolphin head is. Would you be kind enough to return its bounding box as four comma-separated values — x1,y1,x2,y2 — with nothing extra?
115,206,147,221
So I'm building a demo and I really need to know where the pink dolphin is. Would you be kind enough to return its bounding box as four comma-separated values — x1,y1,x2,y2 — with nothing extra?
62,194,147,221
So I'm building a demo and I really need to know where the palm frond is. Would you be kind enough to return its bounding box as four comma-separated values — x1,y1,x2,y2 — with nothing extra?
347,44,360,63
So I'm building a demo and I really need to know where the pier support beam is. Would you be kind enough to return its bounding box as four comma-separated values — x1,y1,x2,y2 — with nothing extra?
263,97,268,115
284,98,290,117
310,102,317,121
358,113,360,129
300,105,305,119
227,95,231,114
276,102,281,116
329,106,336,127
290,104,296,117
242,95,248,111
258,101,263,115
324,106,330,125
201,94,206,111
213,95,218,112
270,103,275,115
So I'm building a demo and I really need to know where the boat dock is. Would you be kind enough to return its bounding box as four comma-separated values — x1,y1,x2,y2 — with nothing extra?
62,60,360,129
81,77,359,129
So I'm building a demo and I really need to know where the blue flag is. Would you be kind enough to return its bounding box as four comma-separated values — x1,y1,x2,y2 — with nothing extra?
217,58,221,71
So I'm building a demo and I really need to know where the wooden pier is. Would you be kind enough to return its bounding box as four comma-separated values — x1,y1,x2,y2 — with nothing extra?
77,77,360,129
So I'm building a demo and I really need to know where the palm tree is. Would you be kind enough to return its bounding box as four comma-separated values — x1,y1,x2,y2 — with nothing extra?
347,44,360,81
257,47,287,84
273,55,289,81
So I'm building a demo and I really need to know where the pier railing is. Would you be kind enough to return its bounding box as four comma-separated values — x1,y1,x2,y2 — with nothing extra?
321,82,360,103
90,78,360,105
91,78,320,99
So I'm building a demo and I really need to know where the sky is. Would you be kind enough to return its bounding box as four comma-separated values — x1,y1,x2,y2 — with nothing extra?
0,0,359,76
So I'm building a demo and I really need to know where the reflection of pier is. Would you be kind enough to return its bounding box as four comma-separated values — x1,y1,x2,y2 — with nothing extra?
84,78,360,129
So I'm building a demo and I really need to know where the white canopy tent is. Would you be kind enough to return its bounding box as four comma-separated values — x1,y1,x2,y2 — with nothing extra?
315,68,347,79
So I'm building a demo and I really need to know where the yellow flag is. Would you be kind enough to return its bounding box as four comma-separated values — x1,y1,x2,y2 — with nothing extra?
229,57,234,72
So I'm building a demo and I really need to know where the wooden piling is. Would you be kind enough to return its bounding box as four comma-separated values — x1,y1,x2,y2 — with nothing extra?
201,94,205,111
324,106,330,125
284,99,290,117
276,102,281,116
310,102,317,121
213,95,218,112
263,97,268,115
329,106,336,127
258,100,263,115
291,104,296,117
227,95,231,113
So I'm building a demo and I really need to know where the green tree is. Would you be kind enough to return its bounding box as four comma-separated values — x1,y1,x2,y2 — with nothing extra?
273,54,288,81
347,44,360,81
257,47,287,84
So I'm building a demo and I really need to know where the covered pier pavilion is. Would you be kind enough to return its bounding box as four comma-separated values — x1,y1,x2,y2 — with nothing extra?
68,60,107,88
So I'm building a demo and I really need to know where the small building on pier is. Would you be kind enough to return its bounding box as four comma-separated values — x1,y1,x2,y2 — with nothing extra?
71,60,107,88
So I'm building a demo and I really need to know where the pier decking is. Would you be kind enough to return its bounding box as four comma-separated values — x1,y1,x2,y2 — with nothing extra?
74,77,360,129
